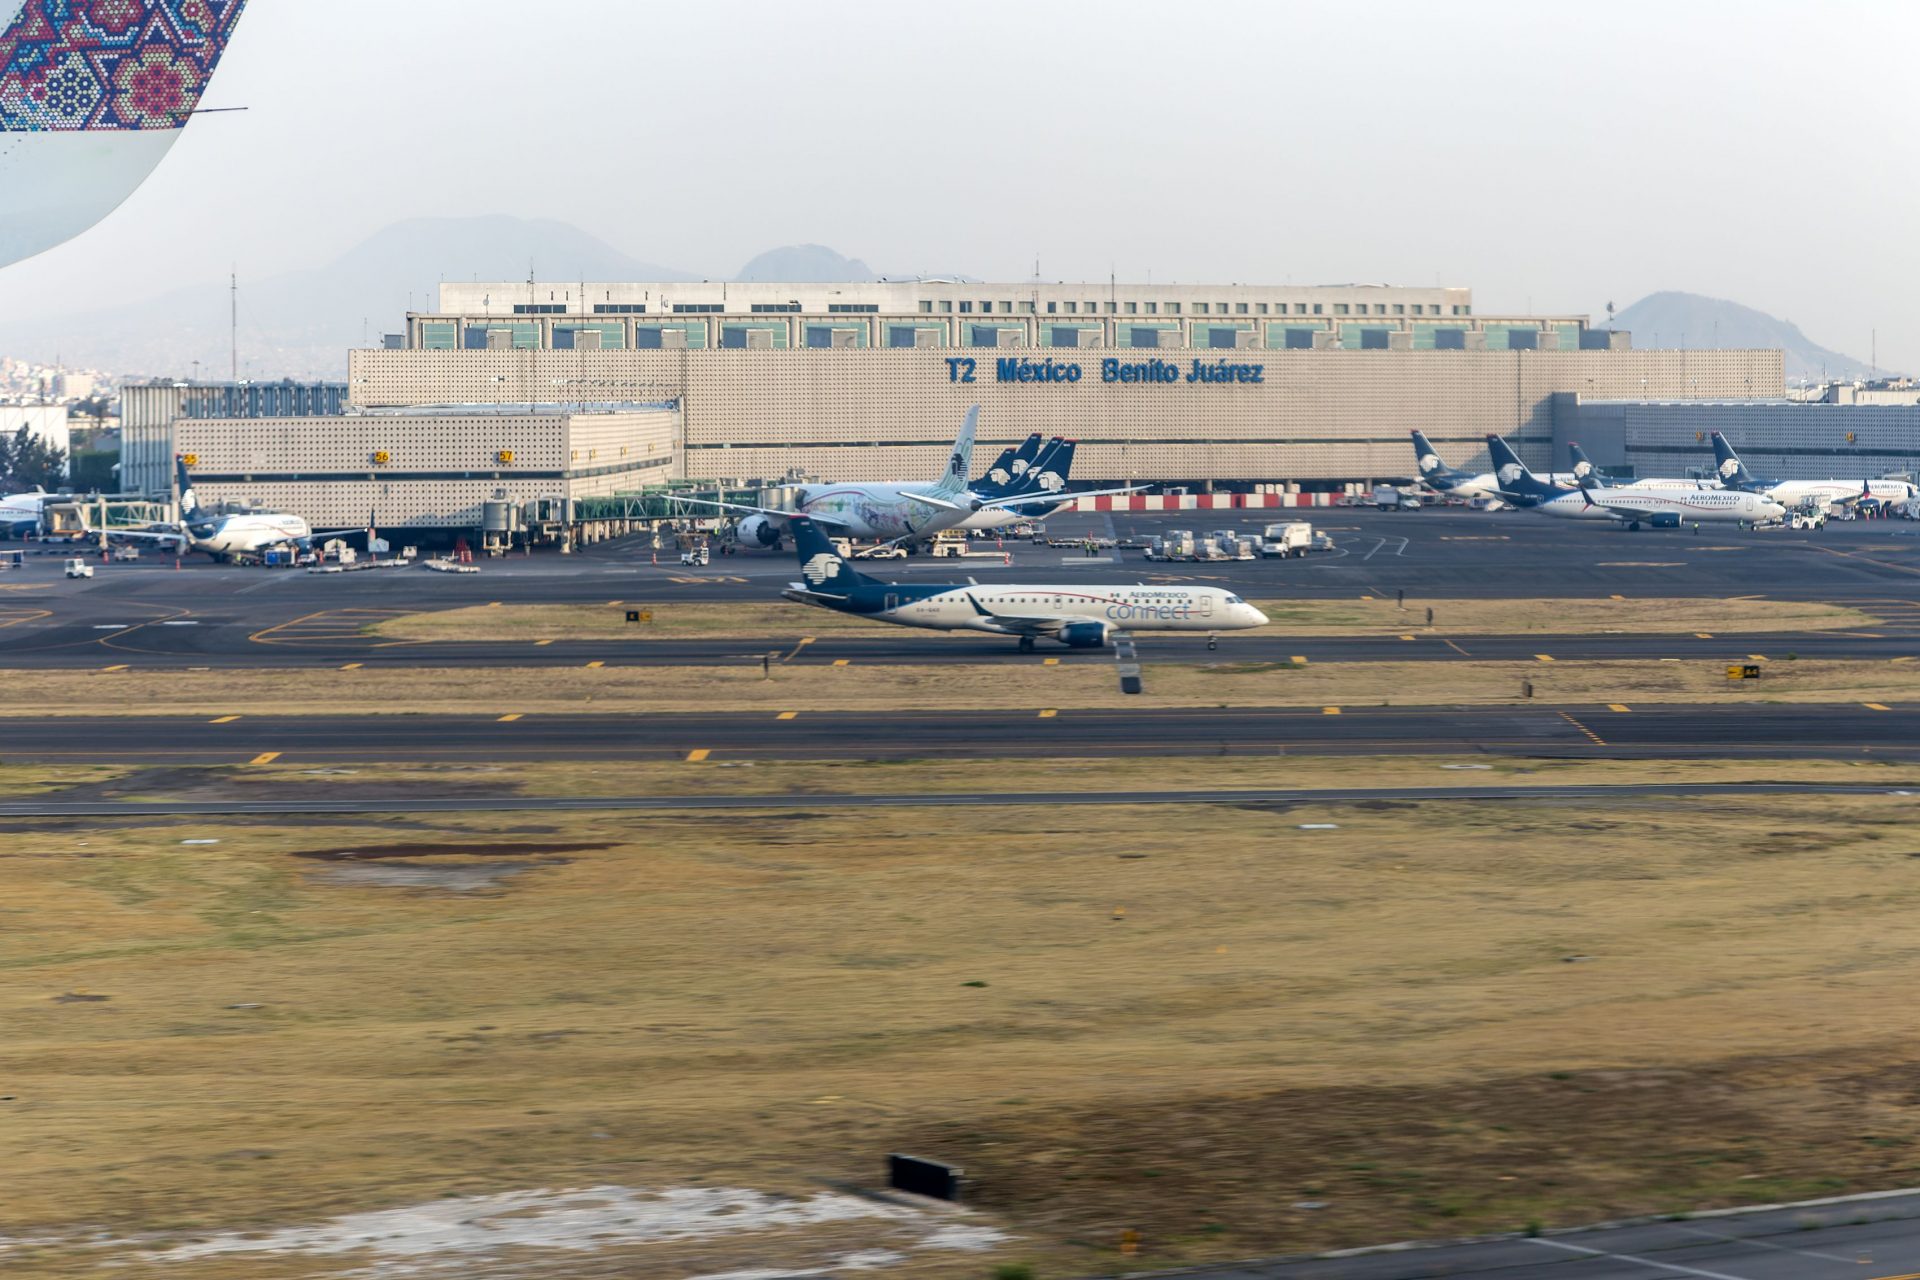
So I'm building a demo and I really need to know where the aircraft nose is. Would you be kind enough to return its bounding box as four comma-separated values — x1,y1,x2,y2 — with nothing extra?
1246,605,1270,626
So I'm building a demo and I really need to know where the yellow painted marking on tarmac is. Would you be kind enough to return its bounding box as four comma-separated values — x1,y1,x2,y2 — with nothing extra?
776,711,798,720
534,639,553,646
1038,709,1058,718
685,748,711,762
1727,593,1765,601
101,664,128,672
248,752,280,766
1894,656,1917,664
1558,711,1608,747
1290,655,1308,666
1747,653,1767,662
340,662,363,670
497,713,522,722
1865,1271,1920,1280
782,637,815,662
1359,594,1374,601
1399,634,1415,641
1043,657,1060,665
1322,706,1341,715
1609,593,1626,601
584,660,604,669
606,599,622,606
1608,704,1631,713
1694,632,1714,639
832,658,851,666
1865,702,1892,711
1534,653,1554,662
488,601,501,607
209,715,240,724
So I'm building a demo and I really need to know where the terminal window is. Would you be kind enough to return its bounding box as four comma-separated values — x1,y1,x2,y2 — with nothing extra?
672,304,724,313
1046,302,1056,313
959,302,972,313
1334,304,1349,315
752,303,801,313
827,303,878,313
594,304,647,314
1125,302,1137,313
1236,303,1249,314
1256,303,1268,314
1167,302,1181,314
513,304,566,314
1145,302,1158,314
919,301,933,313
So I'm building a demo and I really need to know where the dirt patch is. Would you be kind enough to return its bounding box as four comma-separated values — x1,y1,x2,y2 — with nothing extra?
310,859,556,893
288,840,612,862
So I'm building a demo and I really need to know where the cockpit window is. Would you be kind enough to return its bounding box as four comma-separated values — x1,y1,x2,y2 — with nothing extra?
1226,594,1244,604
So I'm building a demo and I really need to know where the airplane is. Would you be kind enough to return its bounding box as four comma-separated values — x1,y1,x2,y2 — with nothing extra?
957,437,1080,529
780,514,1269,651
977,433,1046,492
1491,439,1783,527
2,0,250,268
1710,433,1916,509
1568,442,1706,492
684,407,1145,550
110,458,373,560
1411,430,1581,500
0,486,57,536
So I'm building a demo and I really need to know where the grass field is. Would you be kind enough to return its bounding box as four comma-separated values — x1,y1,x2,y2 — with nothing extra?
367,596,1872,643
3,655,1915,718
8,782,1920,1277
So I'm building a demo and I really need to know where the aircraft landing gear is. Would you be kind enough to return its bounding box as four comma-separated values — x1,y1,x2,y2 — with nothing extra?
1018,636,1036,653
1207,632,1219,651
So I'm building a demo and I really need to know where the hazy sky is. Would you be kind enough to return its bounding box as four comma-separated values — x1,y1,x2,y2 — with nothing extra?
3,0,1915,368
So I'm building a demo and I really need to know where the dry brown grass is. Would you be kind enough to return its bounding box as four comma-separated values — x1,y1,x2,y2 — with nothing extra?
367,596,1872,643
2,656,1915,718
7,789,1920,1276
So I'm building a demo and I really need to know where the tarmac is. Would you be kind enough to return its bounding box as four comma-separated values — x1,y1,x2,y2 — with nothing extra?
4,702,1916,764
6,507,1920,669
1159,1188,1920,1278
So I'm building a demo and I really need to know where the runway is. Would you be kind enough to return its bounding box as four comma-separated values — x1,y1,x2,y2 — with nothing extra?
3,779,1913,820
1165,1189,1920,1279
5,702,1916,764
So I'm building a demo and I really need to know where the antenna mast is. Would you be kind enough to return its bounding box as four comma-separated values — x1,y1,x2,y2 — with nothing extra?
229,269,238,382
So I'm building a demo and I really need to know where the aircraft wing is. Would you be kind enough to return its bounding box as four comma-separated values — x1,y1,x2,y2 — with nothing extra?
974,483,1152,511
106,528,188,543
670,495,853,530
962,593,1079,635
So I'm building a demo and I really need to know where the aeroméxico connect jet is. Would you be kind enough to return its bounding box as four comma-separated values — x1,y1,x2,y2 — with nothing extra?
681,407,1145,550
1489,436,1783,528
1,0,250,268
1711,432,1916,509
781,515,1269,651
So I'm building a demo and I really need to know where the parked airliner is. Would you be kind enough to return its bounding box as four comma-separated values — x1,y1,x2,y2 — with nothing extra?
781,516,1268,651
1412,431,1580,499
113,459,370,559
1711,433,1916,508
1492,437,1782,527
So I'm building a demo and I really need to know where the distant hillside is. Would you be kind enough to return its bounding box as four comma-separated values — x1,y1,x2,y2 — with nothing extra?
735,244,876,283
0,216,699,380
1612,291,1878,381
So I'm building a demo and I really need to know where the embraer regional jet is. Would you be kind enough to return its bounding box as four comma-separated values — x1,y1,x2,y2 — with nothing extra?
781,516,1269,651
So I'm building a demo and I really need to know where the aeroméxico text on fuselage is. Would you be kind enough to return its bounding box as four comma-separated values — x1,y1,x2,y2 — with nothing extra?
681,406,1145,549
780,515,1269,651
1489,435,1783,527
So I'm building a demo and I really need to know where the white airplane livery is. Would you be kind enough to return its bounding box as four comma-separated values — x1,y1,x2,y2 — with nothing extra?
1492,439,1783,527
686,408,1142,549
112,458,366,559
783,516,1268,651
1710,433,1917,508
1,487,55,535
1,0,249,268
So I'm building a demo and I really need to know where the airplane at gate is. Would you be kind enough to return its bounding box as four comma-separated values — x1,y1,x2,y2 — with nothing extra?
1710,433,1916,509
1491,439,1782,527
1,0,250,268
781,515,1269,651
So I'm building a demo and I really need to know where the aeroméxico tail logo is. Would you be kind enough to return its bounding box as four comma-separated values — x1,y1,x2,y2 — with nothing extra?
1718,457,1741,479
1418,452,1441,473
1497,462,1524,486
802,553,842,586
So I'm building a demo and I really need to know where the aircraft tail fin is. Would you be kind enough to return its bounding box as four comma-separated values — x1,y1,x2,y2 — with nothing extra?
175,454,198,517
1569,442,1606,489
1711,433,1761,490
930,405,980,497
974,433,1042,497
789,516,872,597
1411,430,1458,481
1485,435,1566,502
1019,437,1075,496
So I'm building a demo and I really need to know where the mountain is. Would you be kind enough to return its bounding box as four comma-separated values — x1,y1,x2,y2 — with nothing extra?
1611,291,1878,382
734,244,877,283
0,216,700,380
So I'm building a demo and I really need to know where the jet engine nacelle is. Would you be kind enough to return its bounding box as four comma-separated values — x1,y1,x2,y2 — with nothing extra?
1647,512,1681,529
1058,621,1111,649
736,514,784,548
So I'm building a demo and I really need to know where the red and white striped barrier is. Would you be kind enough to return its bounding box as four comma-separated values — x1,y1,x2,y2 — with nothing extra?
1071,492,1333,512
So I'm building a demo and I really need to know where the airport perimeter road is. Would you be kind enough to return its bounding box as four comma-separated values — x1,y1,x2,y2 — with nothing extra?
1162,1189,1920,1279
4,702,1918,765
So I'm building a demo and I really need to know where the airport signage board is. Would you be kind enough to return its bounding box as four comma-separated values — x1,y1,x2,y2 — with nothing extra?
944,356,1265,387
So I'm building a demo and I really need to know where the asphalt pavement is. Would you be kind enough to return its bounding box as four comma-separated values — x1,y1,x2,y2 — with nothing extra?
1155,1189,1920,1279
5,702,1916,764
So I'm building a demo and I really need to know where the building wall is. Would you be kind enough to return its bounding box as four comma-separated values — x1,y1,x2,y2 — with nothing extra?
349,347,1783,484
175,408,679,528
0,403,71,459
1558,397,1920,483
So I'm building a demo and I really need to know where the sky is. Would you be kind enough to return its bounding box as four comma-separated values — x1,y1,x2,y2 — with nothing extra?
3,0,1916,369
